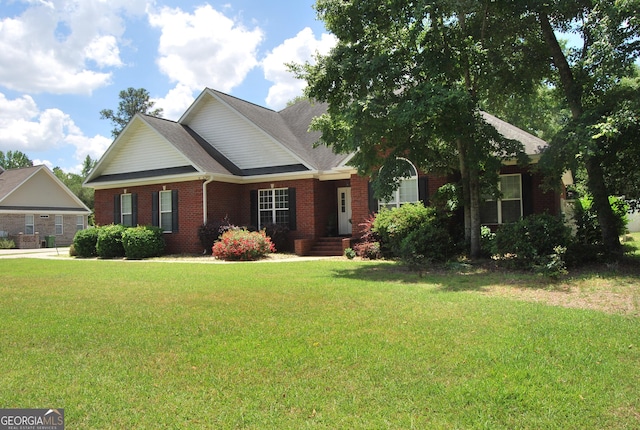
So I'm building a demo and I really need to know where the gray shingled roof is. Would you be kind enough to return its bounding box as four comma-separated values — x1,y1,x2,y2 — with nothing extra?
0,165,40,201
481,112,547,155
97,91,547,184
211,90,350,170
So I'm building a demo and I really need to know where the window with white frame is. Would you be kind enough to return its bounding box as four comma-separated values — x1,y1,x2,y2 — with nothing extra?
159,190,173,232
55,215,63,235
378,159,419,210
25,214,34,234
258,188,289,228
481,174,523,224
76,216,84,231
121,194,133,226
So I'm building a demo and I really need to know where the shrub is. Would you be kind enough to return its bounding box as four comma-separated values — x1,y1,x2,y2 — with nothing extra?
574,195,628,246
197,216,237,254
373,202,435,257
212,229,275,261
399,219,457,266
263,223,290,253
493,213,572,270
122,226,165,259
96,224,127,259
480,226,495,258
354,240,382,260
344,247,356,259
73,228,99,257
0,238,15,249
354,214,382,260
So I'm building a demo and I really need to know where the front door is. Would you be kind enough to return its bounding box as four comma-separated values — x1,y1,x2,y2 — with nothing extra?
337,187,352,235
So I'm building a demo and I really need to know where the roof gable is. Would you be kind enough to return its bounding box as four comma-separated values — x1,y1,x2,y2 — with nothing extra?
0,166,90,212
181,90,309,170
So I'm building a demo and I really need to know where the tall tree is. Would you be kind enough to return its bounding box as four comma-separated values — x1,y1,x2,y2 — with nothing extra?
516,0,640,254
0,150,33,169
294,0,547,257
100,87,163,138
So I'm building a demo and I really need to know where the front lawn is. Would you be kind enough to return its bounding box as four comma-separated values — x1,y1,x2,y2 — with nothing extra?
0,258,638,428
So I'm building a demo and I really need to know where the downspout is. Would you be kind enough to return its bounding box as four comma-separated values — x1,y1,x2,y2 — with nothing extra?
202,175,214,225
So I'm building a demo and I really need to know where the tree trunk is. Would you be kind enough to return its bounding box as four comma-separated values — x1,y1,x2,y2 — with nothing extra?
585,157,623,254
458,139,481,258
468,167,482,258
538,11,621,256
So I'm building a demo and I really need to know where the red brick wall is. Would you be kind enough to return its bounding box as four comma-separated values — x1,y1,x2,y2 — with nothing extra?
94,180,204,254
350,174,371,238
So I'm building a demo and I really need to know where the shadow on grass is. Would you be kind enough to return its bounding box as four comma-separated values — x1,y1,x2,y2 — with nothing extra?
331,254,640,293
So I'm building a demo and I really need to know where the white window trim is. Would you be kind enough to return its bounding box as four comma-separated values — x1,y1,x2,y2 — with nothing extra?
55,215,63,235
159,190,173,233
25,214,34,235
258,188,289,229
378,159,419,210
483,173,523,224
121,193,132,226
76,215,85,231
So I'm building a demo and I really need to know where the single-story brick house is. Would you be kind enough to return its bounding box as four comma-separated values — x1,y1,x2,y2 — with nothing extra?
0,165,91,248
84,88,563,255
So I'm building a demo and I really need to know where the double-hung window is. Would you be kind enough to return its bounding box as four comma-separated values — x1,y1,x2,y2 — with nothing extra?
55,215,63,235
481,174,523,224
76,216,84,231
25,214,34,235
121,194,133,226
378,159,419,210
258,188,289,229
159,190,173,232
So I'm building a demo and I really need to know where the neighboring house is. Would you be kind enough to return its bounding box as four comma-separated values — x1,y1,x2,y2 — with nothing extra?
84,88,564,255
0,165,91,248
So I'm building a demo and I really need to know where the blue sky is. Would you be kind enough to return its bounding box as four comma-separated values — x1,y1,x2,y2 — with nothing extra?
0,0,336,173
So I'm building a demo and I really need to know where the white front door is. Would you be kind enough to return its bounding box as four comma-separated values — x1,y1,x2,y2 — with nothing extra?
337,187,352,235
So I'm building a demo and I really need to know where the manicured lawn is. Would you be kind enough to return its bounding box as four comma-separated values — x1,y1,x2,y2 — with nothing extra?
0,258,639,429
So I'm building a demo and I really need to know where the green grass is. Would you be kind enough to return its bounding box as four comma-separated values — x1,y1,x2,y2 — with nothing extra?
0,259,639,429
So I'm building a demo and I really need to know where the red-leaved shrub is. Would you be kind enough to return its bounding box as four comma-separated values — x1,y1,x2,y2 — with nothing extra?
212,229,275,261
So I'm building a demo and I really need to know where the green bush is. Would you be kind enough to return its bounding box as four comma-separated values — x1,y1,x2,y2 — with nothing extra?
0,238,15,249
373,202,435,257
73,228,99,258
212,229,275,261
574,195,628,245
122,226,165,259
96,224,127,259
399,220,456,266
493,213,572,270
344,247,356,259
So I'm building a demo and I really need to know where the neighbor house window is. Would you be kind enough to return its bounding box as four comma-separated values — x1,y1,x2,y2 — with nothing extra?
76,216,84,231
259,188,289,228
55,215,63,235
378,159,419,210
160,190,173,232
121,194,133,226
25,215,34,234
481,174,523,224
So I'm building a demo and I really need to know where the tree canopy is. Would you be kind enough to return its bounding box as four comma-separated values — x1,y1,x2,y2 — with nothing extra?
100,87,163,138
294,0,549,257
0,150,33,170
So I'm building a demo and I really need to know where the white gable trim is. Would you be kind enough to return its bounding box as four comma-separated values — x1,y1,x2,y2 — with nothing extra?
183,89,314,170
85,115,202,185
1,166,91,213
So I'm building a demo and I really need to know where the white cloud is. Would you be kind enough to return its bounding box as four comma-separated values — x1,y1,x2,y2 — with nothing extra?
0,92,111,171
262,27,337,109
148,4,264,93
152,83,196,121
0,0,146,95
